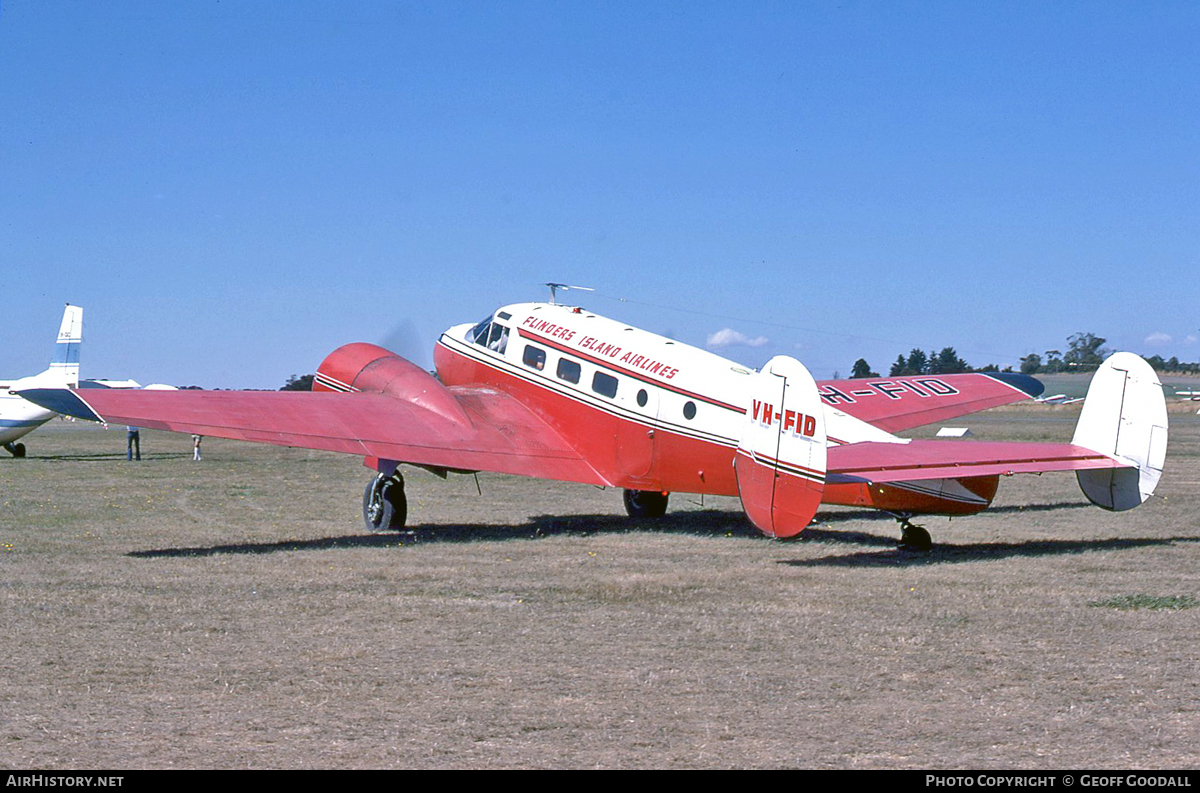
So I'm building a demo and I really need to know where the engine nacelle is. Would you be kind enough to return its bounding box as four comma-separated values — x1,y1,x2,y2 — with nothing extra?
315,342,471,427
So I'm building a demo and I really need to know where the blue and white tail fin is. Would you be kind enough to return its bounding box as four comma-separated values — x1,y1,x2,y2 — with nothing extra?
11,305,83,391
48,304,83,386
1071,352,1168,511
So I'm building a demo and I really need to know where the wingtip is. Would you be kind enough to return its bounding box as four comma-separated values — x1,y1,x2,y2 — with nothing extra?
983,372,1045,399
16,388,104,422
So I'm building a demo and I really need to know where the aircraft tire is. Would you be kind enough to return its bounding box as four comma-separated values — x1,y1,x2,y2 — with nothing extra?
623,489,669,519
12,443,26,458
363,474,407,532
899,523,932,552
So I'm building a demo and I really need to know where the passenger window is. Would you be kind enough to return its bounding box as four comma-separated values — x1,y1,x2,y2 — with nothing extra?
523,345,547,371
592,371,618,398
557,358,581,384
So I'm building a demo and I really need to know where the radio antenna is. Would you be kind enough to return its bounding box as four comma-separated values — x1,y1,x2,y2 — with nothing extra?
544,283,594,305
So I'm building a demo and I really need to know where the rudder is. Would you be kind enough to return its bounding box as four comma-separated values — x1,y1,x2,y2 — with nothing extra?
734,356,827,538
1071,352,1168,511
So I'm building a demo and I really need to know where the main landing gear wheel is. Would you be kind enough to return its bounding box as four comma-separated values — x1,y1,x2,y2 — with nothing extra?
363,472,407,532
4,442,26,458
898,519,932,552
623,489,669,519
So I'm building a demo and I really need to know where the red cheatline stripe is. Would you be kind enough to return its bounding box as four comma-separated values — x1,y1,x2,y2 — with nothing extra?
737,449,826,484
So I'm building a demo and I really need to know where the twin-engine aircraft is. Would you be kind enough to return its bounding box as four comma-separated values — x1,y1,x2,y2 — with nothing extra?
2,304,83,458
22,299,1167,550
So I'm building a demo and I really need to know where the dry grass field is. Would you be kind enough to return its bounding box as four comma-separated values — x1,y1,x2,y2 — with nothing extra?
2,405,1197,769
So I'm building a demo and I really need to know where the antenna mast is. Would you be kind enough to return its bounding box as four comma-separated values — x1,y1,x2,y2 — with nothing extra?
544,283,594,305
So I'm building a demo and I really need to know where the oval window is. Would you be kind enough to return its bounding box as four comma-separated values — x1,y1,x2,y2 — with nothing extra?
683,401,696,420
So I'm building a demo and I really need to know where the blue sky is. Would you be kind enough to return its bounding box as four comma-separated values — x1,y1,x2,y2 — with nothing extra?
3,1,1197,388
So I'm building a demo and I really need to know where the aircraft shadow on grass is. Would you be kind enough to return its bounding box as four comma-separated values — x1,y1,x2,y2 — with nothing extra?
125,499,1197,565
15,451,192,462
128,509,761,558
785,533,1200,568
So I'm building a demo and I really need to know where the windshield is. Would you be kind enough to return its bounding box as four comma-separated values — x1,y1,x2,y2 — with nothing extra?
469,314,493,344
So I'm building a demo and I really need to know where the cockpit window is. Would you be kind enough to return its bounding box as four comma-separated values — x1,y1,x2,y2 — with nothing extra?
470,315,493,345
486,323,509,354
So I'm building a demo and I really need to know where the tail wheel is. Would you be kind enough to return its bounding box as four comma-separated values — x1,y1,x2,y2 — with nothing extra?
363,473,407,532
899,521,932,552
623,489,669,518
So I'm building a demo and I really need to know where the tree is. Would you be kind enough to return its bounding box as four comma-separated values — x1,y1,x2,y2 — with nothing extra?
1064,333,1108,368
929,347,969,374
905,348,929,375
851,358,879,379
889,355,907,377
281,373,314,391
1020,353,1042,375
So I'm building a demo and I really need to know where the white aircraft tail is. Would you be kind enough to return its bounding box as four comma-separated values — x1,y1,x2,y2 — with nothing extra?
1071,352,1168,511
733,355,827,538
9,305,83,391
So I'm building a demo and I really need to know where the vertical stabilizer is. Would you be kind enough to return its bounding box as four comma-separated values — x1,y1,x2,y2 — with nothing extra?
47,304,83,386
1071,352,1168,511
734,356,827,538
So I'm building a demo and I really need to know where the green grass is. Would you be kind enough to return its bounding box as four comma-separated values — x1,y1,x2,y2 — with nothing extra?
1089,594,1198,611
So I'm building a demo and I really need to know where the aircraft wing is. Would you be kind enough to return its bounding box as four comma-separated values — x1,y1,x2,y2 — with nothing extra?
19,386,611,486
816,372,1043,433
827,439,1123,483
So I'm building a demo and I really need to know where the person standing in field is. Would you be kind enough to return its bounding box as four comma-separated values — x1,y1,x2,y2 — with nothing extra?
126,426,140,461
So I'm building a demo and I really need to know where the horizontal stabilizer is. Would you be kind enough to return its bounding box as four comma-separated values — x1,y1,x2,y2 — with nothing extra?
827,439,1124,482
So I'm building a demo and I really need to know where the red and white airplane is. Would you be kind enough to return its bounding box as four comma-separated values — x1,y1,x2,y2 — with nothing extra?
21,294,1168,550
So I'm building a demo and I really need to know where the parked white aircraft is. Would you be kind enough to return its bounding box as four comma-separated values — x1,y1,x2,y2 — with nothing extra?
1,304,83,457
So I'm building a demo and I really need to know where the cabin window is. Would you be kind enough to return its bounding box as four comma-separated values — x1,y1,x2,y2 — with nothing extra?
636,389,648,407
592,371,618,398
683,401,697,420
557,358,581,384
523,344,547,371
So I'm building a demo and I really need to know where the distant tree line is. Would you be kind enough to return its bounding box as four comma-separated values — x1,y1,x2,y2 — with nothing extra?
850,346,978,379
281,373,315,391
851,331,1200,380
1018,332,1109,374
1019,332,1199,375
1141,356,1200,374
